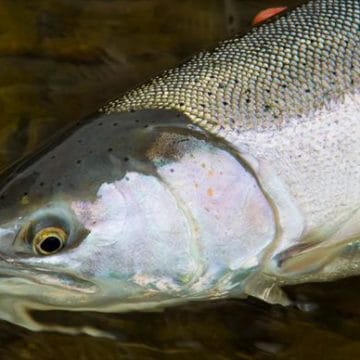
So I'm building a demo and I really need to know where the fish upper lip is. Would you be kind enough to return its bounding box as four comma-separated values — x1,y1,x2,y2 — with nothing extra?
0,253,96,294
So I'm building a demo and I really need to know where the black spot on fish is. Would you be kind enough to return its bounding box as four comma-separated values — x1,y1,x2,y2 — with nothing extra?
76,160,82,164
207,91,213,96
107,148,113,152
123,157,129,162
113,122,118,127
264,105,271,112
222,101,228,106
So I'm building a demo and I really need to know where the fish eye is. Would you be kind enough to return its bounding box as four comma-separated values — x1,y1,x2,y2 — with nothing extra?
32,227,67,256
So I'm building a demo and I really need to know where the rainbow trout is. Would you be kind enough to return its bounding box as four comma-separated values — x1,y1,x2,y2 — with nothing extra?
0,0,358,335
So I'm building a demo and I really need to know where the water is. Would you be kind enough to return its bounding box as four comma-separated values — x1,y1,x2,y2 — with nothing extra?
0,0,359,358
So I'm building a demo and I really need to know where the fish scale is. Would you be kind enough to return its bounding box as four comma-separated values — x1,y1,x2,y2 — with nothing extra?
103,0,359,134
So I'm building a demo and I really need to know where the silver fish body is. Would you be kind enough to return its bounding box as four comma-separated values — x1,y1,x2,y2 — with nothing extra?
107,0,360,298
0,0,358,335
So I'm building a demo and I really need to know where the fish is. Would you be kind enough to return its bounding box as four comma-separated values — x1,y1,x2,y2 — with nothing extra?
0,0,358,336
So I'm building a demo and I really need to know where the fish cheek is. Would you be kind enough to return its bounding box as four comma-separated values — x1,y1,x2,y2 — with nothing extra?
70,173,199,286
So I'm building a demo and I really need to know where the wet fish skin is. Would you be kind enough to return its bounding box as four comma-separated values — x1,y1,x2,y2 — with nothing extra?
108,0,359,132
105,0,360,289
0,0,358,335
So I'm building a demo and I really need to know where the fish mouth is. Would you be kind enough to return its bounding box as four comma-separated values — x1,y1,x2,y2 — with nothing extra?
0,252,96,294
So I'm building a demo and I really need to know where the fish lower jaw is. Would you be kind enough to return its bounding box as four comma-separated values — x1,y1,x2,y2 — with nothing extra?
0,267,97,298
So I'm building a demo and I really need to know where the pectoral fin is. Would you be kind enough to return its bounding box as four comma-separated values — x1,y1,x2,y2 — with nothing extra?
273,209,360,276
274,240,348,275
244,274,291,306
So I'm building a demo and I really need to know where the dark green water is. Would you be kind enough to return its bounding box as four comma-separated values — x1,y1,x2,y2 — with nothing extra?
0,0,359,358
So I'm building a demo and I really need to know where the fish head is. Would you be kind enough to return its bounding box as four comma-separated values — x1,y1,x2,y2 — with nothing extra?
0,110,205,311
0,109,275,327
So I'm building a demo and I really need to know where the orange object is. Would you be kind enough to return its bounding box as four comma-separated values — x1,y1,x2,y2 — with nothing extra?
252,6,288,26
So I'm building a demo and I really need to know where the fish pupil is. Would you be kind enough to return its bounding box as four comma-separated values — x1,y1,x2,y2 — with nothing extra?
40,236,62,253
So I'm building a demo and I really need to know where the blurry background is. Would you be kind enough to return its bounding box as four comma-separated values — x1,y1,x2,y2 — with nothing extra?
0,0,359,359
0,0,305,167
